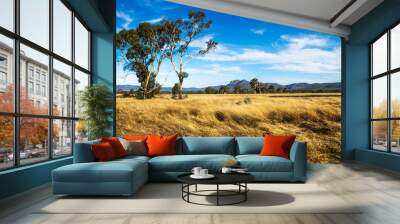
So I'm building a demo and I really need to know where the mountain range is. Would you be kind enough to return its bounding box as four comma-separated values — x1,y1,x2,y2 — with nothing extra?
117,80,341,92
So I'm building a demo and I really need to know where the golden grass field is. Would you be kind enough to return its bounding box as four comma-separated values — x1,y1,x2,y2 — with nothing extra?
117,93,341,163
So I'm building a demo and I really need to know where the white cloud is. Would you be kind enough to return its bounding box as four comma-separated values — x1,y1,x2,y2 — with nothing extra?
196,34,340,75
117,11,133,30
145,16,165,24
281,34,329,49
183,64,243,87
250,29,266,35
190,34,215,48
186,64,242,75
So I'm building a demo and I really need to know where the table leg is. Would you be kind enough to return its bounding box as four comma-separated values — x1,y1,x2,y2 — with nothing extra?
187,184,190,202
217,184,219,206
195,184,198,192
245,183,247,201
181,184,183,199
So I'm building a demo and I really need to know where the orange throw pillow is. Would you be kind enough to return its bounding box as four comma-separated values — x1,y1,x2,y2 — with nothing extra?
91,142,117,161
101,137,126,158
146,135,178,157
260,135,296,159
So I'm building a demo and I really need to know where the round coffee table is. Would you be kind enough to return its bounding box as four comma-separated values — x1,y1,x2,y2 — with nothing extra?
177,173,255,206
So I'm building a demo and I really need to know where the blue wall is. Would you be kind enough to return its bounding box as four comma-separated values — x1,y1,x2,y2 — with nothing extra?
92,32,116,135
344,0,400,170
0,0,116,200
0,158,72,199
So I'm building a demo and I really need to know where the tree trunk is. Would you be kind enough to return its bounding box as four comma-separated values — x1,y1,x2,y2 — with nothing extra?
143,73,150,99
178,79,183,99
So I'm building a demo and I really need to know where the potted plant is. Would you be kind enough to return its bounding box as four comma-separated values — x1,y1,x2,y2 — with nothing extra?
79,84,114,140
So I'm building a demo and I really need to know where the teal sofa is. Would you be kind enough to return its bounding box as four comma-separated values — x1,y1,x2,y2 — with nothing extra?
52,137,307,196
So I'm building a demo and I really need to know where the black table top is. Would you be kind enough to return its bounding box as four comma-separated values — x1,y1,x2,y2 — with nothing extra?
177,172,255,185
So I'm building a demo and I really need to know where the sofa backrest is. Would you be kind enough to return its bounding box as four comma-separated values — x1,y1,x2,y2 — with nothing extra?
235,137,264,155
73,139,100,163
178,137,236,155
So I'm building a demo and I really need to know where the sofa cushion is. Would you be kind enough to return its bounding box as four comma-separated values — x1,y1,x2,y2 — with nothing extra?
116,155,150,163
149,154,235,172
53,158,147,183
119,139,147,156
147,135,178,157
236,155,293,172
260,135,296,159
91,142,118,161
179,137,235,155
236,137,263,155
101,137,127,158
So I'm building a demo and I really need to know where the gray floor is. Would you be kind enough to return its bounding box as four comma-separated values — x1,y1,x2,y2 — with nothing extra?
1,162,400,224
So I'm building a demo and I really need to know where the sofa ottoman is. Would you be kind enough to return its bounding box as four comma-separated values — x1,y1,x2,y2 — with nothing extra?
52,156,148,196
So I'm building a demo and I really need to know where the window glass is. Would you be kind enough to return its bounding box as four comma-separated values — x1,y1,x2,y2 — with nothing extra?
53,59,72,117
0,0,14,31
75,120,88,143
0,35,14,113
53,0,72,60
391,72,400,118
19,117,49,165
74,18,89,70
74,69,89,118
53,119,72,157
0,116,14,170
372,121,388,151
372,33,387,76
20,0,49,49
372,76,387,119
20,44,49,115
391,24,400,70
391,120,400,153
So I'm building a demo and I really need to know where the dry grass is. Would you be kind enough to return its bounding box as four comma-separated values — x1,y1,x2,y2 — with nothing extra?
117,93,341,163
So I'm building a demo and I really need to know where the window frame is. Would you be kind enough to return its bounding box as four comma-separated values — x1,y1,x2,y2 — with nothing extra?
0,0,92,171
370,21,400,154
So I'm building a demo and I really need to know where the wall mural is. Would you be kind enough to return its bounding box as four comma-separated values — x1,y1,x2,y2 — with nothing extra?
116,0,341,163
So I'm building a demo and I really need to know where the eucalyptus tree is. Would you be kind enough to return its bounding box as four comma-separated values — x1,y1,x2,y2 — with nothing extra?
117,22,169,99
163,11,218,99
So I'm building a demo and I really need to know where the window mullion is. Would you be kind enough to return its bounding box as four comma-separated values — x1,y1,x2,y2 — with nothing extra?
13,0,20,167
388,30,391,153
71,10,76,155
48,0,54,160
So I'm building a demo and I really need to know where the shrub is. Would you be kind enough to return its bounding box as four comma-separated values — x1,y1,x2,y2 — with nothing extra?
215,111,226,121
243,97,251,104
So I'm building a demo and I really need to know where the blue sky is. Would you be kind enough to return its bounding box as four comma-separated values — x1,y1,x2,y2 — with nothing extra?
116,0,341,87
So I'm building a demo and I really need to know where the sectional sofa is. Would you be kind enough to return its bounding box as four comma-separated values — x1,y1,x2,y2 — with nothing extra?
52,137,307,196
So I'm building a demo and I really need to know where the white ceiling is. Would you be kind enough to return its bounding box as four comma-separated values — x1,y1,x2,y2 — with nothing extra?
167,0,384,38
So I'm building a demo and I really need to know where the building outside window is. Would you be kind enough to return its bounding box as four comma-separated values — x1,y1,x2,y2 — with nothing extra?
28,66,34,80
0,71,6,85
0,54,7,67
35,83,40,95
28,81,34,94
41,73,46,83
42,85,46,97
35,70,41,81
0,54,7,90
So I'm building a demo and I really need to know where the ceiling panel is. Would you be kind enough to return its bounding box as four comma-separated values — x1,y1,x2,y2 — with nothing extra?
168,0,383,38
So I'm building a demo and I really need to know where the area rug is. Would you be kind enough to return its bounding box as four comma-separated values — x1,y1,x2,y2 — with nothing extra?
37,183,361,214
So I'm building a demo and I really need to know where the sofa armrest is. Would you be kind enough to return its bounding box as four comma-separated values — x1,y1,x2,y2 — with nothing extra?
73,140,100,163
289,141,307,182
